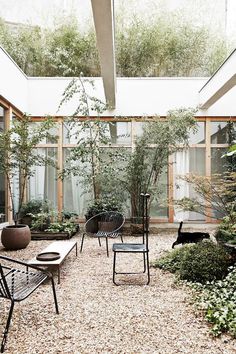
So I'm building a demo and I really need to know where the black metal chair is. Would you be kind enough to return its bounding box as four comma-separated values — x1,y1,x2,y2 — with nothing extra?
0,255,59,353
112,193,150,285
80,211,125,257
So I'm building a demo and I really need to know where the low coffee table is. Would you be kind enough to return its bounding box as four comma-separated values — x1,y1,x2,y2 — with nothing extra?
28,240,77,284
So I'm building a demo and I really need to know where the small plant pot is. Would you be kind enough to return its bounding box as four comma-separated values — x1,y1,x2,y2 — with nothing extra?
21,215,33,227
1,224,31,250
130,216,150,235
98,221,116,232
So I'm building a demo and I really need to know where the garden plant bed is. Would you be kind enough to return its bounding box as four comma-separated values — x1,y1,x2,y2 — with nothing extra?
31,230,77,240
0,233,235,354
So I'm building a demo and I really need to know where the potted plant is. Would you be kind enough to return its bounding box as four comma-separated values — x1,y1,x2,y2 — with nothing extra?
0,115,56,249
19,199,51,227
84,197,122,233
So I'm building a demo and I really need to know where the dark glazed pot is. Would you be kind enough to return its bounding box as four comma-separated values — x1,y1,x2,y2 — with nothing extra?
1,224,31,250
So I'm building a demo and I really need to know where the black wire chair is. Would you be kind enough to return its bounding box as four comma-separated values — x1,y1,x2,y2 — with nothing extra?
80,211,125,257
112,193,150,285
0,256,59,353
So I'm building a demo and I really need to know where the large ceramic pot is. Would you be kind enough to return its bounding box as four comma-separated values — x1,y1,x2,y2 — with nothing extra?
1,224,31,250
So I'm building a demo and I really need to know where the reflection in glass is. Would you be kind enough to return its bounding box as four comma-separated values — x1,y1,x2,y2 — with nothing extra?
0,106,6,221
0,106,4,132
188,122,205,144
211,148,228,174
211,121,236,144
150,167,168,218
135,122,149,137
63,121,91,144
30,122,58,144
104,122,131,145
63,148,92,217
174,148,206,221
28,148,57,208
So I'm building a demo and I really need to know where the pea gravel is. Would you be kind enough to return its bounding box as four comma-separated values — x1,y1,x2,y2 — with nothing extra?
0,233,236,354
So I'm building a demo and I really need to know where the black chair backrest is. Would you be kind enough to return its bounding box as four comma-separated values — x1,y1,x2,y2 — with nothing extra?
85,211,125,234
0,264,11,299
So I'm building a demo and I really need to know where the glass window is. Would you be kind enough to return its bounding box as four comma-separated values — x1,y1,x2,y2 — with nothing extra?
188,122,205,144
103,122,131,145
0,106,6,222
135,121,149,137
211,147,228,174
150,167,168,218
63,148,92,217
211,147,229,219
0,172,6,222
211,121,235,144
0,106,4,132
28,148,58,208
63,121,91,144
174,148,206,221
30,122,58,144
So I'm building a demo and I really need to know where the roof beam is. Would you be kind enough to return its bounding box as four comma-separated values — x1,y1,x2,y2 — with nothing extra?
91,0,116,108
199,49,236,109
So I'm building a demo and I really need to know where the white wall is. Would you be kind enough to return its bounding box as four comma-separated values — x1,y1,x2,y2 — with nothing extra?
27,77,208,117
1,46,236,118
27,77,106,116
0,46,28,112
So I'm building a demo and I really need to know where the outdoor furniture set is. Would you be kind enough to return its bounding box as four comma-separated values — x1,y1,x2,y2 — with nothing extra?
0,193,150,352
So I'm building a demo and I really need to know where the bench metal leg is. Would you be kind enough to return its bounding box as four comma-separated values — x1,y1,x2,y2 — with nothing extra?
80,233,85,252
51,277,59,314
1,300,14,353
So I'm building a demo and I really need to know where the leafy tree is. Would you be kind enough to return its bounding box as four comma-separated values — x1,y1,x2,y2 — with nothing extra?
43,19,100,77
122,108,197,218
0,9,230,78
0,115,57,223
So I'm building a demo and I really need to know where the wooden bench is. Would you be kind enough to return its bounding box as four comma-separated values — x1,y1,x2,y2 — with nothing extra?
28,241,77,284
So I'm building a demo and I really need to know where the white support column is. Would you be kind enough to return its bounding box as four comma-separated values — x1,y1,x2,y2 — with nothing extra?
91,0,116,108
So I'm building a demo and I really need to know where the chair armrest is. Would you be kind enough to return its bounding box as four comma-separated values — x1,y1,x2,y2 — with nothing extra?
0,255,52,277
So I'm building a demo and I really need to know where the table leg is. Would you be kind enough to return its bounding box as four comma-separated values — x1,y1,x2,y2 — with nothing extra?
75,242,78,256
58,266,60,284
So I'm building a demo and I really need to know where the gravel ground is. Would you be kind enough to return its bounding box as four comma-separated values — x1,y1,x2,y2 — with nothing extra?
0,233,236,354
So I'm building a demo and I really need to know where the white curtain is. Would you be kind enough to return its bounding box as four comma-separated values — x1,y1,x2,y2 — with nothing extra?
28,148,57,207
173,149,190,221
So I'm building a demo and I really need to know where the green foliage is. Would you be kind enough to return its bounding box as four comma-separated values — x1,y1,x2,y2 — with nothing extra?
30,212,51,231
45,220,77,235
30,209,78,235
122,108,197,218
175,172,236,221
43,19,99,77
85,197,123,219
154,241,232,284
0,10,230,77
0,115,57,222
194,265,236,337
215,212,236,243
59,77,128,209
19,199,51,218
62,210,78,220
178,242,232,283
115,11,228,77
153,245,191,273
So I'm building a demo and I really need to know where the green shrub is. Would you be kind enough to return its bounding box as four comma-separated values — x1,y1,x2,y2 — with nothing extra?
178,241,232,283
153,241,232,284
215,213,236,243
153,245,192,273
194,265,236,337
20,199,50,218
